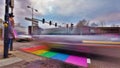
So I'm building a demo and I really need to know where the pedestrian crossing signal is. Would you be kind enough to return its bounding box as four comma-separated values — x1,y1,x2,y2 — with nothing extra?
49,21,52,25
71,23,74,28
55,23,57,27
66,24,69,28
42,18,45,24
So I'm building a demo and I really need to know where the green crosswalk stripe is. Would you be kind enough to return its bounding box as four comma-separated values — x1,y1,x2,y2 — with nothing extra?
39,51,57,58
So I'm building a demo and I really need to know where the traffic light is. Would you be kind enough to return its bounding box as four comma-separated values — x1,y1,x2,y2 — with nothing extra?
42,18,45,24
70,23,74,30
66,24,69,28
49,21,52,25
71,23,74,28
55,23,57,27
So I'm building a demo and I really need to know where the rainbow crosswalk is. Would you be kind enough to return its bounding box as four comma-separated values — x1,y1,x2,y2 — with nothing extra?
21,45,89,67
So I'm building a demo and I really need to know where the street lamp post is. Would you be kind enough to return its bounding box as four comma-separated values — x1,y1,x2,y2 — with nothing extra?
27,6,38,35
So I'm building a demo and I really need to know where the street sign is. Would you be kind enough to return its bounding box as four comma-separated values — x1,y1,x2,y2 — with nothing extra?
25,17,38,23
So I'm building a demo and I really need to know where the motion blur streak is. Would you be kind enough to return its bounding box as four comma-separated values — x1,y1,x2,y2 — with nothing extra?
33,35,120,58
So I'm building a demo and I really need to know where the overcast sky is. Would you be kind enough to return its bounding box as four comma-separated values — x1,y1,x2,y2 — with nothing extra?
0,0,120,28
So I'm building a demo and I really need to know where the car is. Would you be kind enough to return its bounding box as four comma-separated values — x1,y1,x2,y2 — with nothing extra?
15,34,33,42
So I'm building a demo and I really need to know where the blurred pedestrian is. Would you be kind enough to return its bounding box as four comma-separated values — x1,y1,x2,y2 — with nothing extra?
8,13,15,51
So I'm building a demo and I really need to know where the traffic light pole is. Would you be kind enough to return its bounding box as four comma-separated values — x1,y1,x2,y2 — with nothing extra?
3,0,10,58
32,8,34,35
3,0,14,58
27,6,38,35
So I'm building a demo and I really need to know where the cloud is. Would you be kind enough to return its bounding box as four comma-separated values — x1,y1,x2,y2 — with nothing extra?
1,0,120,28
30,0,55,15
30,0,105,16
13,0,37,25
14,0,32,18
51,0,97,15
92,12,120,22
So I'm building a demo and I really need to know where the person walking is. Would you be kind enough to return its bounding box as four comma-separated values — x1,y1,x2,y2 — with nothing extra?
8,13,15,51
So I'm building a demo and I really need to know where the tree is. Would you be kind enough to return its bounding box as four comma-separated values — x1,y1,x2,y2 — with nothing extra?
100,21,106,27
75,19,89,35
111,24,119,27
91,22,98,27
76,19,89,28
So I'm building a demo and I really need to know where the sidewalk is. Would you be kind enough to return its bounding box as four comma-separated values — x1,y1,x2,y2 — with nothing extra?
0,57,23,67
0,40,45,67
0,40,22,67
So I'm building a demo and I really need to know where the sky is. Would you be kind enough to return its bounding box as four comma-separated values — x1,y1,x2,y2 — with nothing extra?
0,0,120,28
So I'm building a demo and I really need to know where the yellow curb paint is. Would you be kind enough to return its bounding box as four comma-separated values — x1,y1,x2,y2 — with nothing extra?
83,40,120,45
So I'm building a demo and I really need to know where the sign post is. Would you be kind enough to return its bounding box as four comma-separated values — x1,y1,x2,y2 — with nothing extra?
3,0,10,58
3,0,14,58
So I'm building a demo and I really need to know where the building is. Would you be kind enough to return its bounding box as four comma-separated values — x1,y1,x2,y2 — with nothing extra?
28,26,43,35
97,27,120,34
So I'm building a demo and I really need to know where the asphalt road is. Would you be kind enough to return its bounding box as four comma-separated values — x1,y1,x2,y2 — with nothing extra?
1,40,120,68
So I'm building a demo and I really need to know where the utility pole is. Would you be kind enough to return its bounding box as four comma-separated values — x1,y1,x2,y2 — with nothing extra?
32,8,33,35
27,6,38,35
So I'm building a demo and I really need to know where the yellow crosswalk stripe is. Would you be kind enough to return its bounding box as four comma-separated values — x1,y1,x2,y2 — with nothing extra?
31,50,48,55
